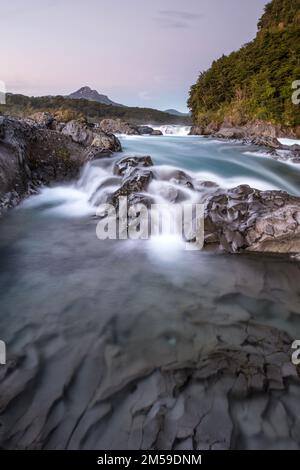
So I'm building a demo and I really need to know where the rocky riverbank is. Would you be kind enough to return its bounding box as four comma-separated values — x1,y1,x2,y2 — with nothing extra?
190,120,300,163
99,118,163,136
0,114,121,216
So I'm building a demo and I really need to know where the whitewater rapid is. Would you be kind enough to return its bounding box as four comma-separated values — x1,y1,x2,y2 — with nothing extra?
21,133,300,223
148,124,191,136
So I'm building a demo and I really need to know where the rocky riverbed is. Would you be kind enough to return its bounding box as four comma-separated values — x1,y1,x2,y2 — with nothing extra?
1,117,300,450
88,153,300,254
1,116,300,253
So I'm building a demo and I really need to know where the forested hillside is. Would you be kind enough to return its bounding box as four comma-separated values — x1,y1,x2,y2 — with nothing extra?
0,94,191,125
188,0,300,129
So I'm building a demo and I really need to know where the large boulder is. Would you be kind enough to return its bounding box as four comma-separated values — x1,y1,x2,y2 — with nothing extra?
113,155,153,177
205,185,300,253
108,155,154,208
110,168,153,207
151,129,163,136
61,120,121,152
157,168,194,190
248,136,282,149
99,120,163,136
137,126,163,136
137,126,154,135
99,118,140,135
216,127,246,140
28,112,55,128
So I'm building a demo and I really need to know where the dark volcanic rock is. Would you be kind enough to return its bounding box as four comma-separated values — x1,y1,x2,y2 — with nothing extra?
113,155,153,177
270,146,300,164
189,119,299,154
216,127,246,140
0,116,121,216
99,118,140,135
127,192,154,208
151,129,163,136
167,169,194,189
248,136,282,149
122,168,153,192
110,168,153,207
100,119,163,136
205,185,300,253
28,112,55,129
137,126,154,135
61,120,121,152
107,156,155,209
137,126,163,136
189,123,219,136
1,316,299,450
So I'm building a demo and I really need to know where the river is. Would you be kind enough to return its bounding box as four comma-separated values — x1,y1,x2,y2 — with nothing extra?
0,132,300,449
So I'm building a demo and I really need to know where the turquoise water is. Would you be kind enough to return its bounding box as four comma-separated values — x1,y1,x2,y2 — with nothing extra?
122,135,300,196
0,135,300,449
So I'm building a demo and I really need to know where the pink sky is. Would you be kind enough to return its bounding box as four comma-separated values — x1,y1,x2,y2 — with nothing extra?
0,0,267,111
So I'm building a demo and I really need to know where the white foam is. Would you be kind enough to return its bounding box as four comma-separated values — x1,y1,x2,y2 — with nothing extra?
149,125,191,136
21,186,94,217
278,138,300,147
194,170,278,192
243,151,271,159
148,234,185,260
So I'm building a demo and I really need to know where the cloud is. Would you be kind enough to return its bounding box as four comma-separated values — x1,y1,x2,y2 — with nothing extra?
138,91,152,100
157,10,203,29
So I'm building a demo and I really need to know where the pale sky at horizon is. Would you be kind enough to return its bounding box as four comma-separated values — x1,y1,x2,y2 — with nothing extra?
0,0,268,112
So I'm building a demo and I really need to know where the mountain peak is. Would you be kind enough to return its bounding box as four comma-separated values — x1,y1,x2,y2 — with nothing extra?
164,109,190,117
68,86,124,107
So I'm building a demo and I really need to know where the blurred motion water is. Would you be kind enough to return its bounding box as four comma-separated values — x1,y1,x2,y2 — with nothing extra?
0,135,300,450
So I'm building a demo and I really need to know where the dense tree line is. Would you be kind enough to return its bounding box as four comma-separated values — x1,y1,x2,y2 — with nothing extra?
188,0,300,129
0,94,191,125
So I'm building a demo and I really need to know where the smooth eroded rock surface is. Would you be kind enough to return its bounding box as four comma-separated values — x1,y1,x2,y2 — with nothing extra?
205,185,300,253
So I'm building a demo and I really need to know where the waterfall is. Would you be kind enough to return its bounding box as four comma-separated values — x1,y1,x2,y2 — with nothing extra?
150,125,191,136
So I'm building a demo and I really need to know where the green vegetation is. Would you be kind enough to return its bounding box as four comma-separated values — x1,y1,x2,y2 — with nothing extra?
0,94,191,125
188,0,300,129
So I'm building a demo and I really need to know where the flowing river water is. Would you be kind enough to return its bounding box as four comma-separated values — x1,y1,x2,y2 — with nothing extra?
0,132,300,449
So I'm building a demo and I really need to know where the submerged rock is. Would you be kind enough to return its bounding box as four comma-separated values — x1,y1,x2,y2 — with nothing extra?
0,317,299,450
